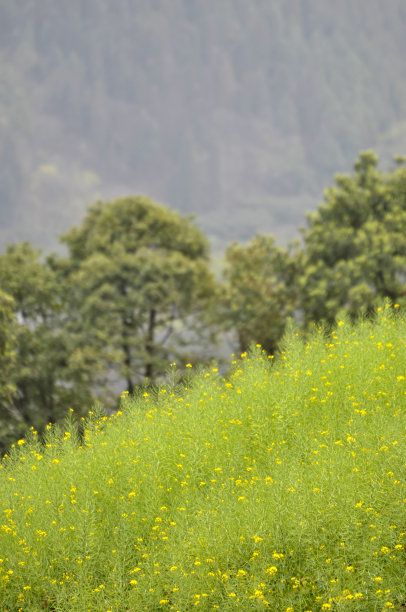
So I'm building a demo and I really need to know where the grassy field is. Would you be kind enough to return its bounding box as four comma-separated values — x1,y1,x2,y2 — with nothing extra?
0,303,405,611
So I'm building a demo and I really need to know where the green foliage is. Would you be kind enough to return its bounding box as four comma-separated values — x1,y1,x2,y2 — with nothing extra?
300,151,406,326
0,305,405,610
57,196,217,394
222,235,298,354
0,291,18,444
0,243,93,453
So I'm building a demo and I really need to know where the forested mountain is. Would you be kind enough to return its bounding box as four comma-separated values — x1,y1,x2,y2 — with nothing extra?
1,0,406,252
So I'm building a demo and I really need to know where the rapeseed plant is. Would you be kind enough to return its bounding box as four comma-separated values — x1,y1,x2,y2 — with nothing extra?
0,303,405,610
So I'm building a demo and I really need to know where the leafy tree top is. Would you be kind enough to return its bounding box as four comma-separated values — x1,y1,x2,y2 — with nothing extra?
300,151,406,325
0,242,59,321
222,234,298,354
61,196,209,264
57,196,215,390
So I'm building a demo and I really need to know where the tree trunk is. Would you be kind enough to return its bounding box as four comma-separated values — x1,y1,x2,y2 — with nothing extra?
122,318,134,395
145,308,156,380
123,341,134,395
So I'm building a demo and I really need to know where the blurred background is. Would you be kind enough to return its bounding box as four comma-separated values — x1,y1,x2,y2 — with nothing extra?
1,0,406,254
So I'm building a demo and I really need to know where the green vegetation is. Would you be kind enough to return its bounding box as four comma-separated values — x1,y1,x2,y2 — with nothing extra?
220,150,406,350
300,151,406,326
56,196,216,392
221,235,298,355
1,7,405,606
0,197,218,452
0,290,17,413
0,242,93,451
1,152,406,452
0,305,405,610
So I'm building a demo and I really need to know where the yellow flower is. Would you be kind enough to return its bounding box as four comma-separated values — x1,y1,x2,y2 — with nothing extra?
252,535,263,543
236,569,246,578
272,551,284,560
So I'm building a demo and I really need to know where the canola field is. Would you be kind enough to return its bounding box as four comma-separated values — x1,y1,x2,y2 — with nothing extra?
0,304,405,611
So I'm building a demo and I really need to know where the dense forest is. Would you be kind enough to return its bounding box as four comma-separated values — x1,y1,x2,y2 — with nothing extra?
1,0,406,251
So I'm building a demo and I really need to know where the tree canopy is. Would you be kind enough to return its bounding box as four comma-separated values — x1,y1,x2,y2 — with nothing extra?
0,290,17,411
222,235,298,355
58,196,216,393
300,152,406,325
0,243,94,452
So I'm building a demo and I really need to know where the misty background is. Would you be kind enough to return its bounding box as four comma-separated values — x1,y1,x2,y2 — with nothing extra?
1,0,406,253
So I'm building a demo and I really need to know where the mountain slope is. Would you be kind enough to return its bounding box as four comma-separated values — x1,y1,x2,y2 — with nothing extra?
1,0,406,251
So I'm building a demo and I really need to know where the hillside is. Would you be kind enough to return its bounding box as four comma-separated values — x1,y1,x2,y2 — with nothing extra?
1,0,406,251
1,305,405,609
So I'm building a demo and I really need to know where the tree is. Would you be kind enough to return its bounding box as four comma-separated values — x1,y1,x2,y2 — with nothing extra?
300,151,406,326
57,196,216,394
0,291,16,403
0,242,93,451
221,234,298,355
0,290,19,449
